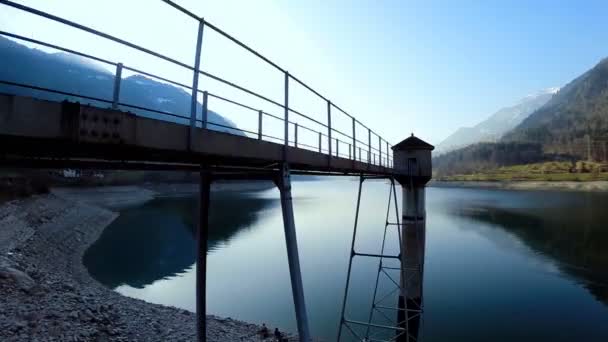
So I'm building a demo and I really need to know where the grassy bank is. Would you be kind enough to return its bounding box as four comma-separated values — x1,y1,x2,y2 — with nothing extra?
437,161,608,182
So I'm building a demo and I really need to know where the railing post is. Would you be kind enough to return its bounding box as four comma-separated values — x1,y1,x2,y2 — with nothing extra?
258,110,263,140
327,101,332,159
111,62,123,109
352,117,356,158
295,123,299,148
284,72,289,147
190,19,205,147
359,147,362,161
368,128,371,164
318,132,322,153
379,136,382,167
349,144,352,159
336,138,339,157
386,141,389,167
201,91,208,129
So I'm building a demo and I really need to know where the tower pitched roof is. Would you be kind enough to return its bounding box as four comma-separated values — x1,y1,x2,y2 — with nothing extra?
391,134,434,151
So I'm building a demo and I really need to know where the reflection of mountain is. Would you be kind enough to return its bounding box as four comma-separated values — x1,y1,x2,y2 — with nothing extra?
456,204,608,305
83,191,276,289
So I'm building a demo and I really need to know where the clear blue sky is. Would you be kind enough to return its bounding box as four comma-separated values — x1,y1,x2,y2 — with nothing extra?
2,0,608,145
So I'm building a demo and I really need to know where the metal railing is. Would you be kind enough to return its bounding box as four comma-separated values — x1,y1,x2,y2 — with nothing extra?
0,0,394,168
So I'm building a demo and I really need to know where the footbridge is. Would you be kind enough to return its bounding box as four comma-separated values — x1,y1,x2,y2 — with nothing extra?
0,1,433,341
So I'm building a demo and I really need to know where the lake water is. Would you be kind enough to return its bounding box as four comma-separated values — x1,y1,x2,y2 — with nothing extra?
84,179,608,341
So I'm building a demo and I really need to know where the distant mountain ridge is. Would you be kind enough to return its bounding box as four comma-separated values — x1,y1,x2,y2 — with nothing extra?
0,36,240,134
434,56,608,176
504,57,608,157
435,88,558,155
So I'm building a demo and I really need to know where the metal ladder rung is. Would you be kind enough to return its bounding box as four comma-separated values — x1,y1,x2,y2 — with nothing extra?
344,319,406,332
354,252,400,259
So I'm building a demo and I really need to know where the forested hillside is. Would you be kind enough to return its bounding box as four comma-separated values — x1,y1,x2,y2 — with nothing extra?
504,57,608,158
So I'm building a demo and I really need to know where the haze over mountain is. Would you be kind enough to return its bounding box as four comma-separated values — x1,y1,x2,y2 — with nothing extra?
0,36,239,134
435,87,558,155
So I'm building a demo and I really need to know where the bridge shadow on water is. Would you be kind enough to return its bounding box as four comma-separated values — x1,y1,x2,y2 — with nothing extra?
83,191,277,289
450,194,608,307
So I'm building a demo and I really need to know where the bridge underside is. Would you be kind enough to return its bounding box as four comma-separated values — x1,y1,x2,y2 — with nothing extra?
0,93,394,177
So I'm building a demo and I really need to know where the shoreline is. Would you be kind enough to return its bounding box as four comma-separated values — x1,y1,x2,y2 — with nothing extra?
430,180,608,192
0,186,293,341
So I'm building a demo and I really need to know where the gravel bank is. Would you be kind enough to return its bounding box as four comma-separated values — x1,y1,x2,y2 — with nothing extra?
430,180,608,192
0,192,294,341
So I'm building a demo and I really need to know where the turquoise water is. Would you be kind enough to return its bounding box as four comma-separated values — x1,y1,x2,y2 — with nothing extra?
84,179,608,341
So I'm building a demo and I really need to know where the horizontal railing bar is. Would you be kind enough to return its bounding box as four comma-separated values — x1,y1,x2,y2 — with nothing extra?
298,142,320,151
331,102,357,124
0,0,194,72
159,0,200,21
261,134,284,143
207,92,259,113
206,122,258,137
287,107,326,128
288,74,328,103
355,138,368,146
333,103,388,146
293,123,318,134
202,18,285,75
198,69,284,109
208,93,325,137
118,103,189,121
0,80,193,122
262,111,284,122
208,89,327,131
331,127,352,140
123,65,192,90
0,79,111,103
0,31,117,66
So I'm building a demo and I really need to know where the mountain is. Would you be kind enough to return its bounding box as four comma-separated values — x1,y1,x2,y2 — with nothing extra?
0,36,240,134
435,88,558,155
504,58,608,159
434,57,608,176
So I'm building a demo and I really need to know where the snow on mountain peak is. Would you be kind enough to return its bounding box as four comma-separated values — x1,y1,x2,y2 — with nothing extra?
543,87,560,94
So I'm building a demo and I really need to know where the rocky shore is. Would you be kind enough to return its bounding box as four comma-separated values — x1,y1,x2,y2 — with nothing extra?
430,180,608,192
0,189,293,341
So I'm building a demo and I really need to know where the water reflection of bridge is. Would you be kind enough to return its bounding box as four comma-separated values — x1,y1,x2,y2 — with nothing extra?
84,193,275,289
0,0,433,341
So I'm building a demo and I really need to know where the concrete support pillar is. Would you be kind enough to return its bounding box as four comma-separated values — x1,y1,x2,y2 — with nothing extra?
197,166,211,342
397,183,425,341
276,163,312,341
